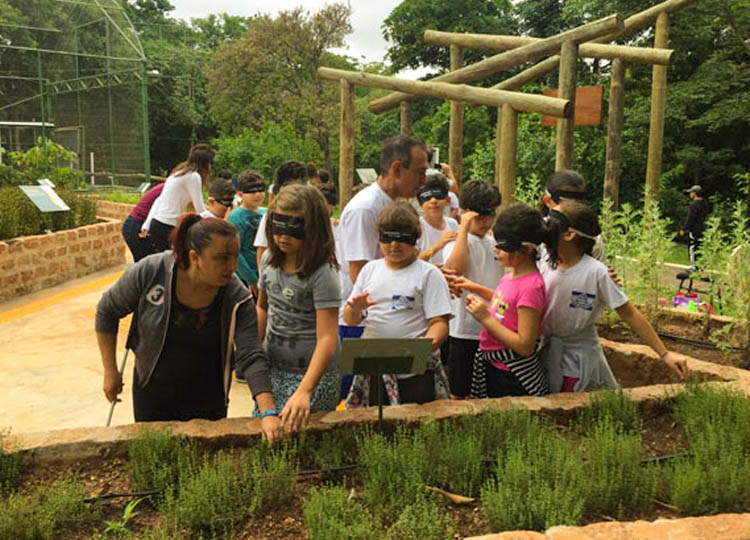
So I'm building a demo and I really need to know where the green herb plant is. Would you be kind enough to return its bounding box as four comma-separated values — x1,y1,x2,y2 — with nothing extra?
303,485,380,540
102,497,145,537
386,492,452,540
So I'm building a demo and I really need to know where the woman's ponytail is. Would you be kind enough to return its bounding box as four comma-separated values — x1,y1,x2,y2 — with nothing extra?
171,213,202,269
170,212,237,270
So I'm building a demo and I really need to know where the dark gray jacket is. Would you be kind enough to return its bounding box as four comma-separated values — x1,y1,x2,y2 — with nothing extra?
95,251,272,405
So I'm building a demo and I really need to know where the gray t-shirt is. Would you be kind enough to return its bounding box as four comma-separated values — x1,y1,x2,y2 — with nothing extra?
259,251,341,373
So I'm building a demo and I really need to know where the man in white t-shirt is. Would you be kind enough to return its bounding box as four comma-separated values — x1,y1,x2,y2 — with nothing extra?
339,135,429,287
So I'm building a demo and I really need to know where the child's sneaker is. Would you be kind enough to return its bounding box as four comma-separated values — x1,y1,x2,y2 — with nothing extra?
234,370,245,383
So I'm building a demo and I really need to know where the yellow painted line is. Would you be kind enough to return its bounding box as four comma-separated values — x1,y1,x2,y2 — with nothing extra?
0,271,123,324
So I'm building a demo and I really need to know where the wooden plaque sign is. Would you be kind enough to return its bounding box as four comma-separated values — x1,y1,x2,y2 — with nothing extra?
541,85,603,126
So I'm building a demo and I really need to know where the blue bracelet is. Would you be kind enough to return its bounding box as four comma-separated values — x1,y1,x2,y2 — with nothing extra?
259,408,279,419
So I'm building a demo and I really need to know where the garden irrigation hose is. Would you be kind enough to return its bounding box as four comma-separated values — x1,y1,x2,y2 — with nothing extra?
83,489,161,504
656,331,743,352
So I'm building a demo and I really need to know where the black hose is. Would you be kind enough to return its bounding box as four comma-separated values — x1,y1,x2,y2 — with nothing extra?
657,331,743,352
83,489,162,503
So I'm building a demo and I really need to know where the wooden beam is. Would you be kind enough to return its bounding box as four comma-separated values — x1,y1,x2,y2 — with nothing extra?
494,108,502,195
499,104,518,206
449,44,464,183
318,67,571,117
424,31,674,65
399,101,412,135
369,14,623,114
555,41,578,171
338,80,355,208
604,58,625,206
645,12,669,203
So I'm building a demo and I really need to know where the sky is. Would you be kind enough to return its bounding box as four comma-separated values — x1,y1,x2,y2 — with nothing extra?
168,0,431,79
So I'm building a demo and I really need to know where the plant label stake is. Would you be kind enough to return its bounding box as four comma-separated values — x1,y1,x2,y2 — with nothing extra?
338,338,433,432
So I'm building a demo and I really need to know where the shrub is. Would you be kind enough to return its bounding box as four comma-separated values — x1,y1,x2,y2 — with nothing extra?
96,191,143,205
386,493,452,540
581,418,658,518
243,443,297,515
459,408,549,457
0,430,28,496
297,425,363,471
127,428,197,499
574,390,641,435
8,138,84,189
303,485,380,540
0,479,100,540
481,430,584,532
665,384,750,514
0,164,20,187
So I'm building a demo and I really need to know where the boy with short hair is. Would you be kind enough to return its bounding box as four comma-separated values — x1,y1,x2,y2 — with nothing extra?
443,180,503,398
343,201,453,407
416,172,459,264
200,178,235,219
227,171,266,294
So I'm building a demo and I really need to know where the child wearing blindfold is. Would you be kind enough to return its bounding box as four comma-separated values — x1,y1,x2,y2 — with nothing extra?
459,203,549,398
200,178,236,220
227,171,266,300
343,201,452,407
416,173,459,264
539,200,688,393
256,184,341,432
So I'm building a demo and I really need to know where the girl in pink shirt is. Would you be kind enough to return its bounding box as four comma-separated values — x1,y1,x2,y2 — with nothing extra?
457,203,549,397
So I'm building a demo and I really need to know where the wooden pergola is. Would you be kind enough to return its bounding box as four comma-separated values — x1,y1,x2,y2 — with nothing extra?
319,0,696,208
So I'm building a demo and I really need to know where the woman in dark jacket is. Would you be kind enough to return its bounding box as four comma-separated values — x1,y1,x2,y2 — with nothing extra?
96,213,282,444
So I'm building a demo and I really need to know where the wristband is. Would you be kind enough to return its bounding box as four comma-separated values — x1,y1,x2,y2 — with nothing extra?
259,408,279,419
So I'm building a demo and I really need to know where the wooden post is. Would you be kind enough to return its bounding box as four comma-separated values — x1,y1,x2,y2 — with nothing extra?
399,101,412,135
604,58,625,207
339,80,355,208
499,104,518,206
645,12,669,203
494,108,502,195
555,40,578,171
449,44,464,183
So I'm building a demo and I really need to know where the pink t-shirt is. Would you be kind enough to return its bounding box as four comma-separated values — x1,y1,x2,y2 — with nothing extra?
479,270,546,369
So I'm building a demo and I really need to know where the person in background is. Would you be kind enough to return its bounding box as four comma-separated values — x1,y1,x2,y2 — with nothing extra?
141,143,215,252
679,185,710,268
200,179,235,219
96,214,282,444
217,168,235,190
319,169,331,186
416,172,459,264
343,201,452,408
307,163,322,187
228,171,266,298
443,180,503,398
122,182,164,262
439,162,460,220
257,184,341,431
253,161,308,272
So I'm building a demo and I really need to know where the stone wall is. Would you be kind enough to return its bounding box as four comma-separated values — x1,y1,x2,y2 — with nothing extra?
0,218,126,302
95,200,135,222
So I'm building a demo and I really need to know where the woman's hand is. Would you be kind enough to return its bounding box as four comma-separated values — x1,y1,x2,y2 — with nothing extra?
466,294,490,323
347,292,376,313
103,369,123,403
280,388,312,433
663,351,689,380
138,228,149,239
260,415,283,446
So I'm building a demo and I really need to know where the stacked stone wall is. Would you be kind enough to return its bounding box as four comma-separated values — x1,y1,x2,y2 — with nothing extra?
95,200,135,222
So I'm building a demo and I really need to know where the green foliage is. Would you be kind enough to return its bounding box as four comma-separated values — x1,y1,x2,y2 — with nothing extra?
102,497,145,537
665,384,750,514
0,431,27,496
96,191,143,205
386,493,452,540
459,408,548,457
574,390,641,436
481,430,585,532
416,421,484,497
127,428,197,499
242,443,297,515
213,122,323,180
0,164,21,187
0,187,97,241
303,485,380,540
514,172,544,207
297,425,362,471
0,479,100,540
7,139,85,189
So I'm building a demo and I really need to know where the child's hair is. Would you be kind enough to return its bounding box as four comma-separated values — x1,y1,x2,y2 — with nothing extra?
272,161,307,194
319,184,337,206
422,172,450,193
319,169,330,184
237,170,265,192
377,201,421,236
542,170,587,215
493,203,546,260
548,200,601,261
217,169,233,180
171,213,237,270
171,143,216,183
459,179,501,214
306,162,319,180
265,184,338,276
207,178,235,200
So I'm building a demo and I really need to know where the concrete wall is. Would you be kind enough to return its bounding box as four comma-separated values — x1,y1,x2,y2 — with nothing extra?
0,218,126,302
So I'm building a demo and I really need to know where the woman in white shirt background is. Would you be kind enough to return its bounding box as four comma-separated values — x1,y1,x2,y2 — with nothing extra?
141,143,216,252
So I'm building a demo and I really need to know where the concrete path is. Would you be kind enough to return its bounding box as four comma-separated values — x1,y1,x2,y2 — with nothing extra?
0,264,254,435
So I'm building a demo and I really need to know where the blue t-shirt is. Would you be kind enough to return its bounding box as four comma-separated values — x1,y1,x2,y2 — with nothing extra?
228,206,265,286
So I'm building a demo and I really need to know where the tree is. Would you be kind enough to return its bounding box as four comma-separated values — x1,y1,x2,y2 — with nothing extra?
205,4,353,171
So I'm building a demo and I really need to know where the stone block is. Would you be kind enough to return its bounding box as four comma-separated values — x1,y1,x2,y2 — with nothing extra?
69,243,80,254
20,270,34,283
0,258,14,273
93,239,104,249
0,243,7,256
23,238,39,250
77,228,87,238
79,240,92,251
57,247,68,257
43,249,55,259
8,241,22,254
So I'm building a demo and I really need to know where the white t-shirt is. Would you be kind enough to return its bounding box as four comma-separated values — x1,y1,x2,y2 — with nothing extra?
333,219,355,327
443,233,504,340
348,258,452,341
540,254,628,339
253,212,268,249
339,183,392,272
444,192,459,218
416,216,459,264
143,170,205,229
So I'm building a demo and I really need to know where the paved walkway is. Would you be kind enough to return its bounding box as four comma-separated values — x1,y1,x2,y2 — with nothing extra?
0,264,253,435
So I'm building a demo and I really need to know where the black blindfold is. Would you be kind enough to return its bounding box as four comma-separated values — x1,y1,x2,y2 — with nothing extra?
379,229,419,246
271,213,306,239
417,188,448,206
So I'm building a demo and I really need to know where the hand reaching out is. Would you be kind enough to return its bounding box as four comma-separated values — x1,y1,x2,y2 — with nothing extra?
438,230,458,248
662,351,689,380
465,294,490,323
347,292,376,313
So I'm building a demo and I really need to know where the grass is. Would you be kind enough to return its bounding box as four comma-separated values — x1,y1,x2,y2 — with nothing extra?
0,430,28,496
95,191,143,205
